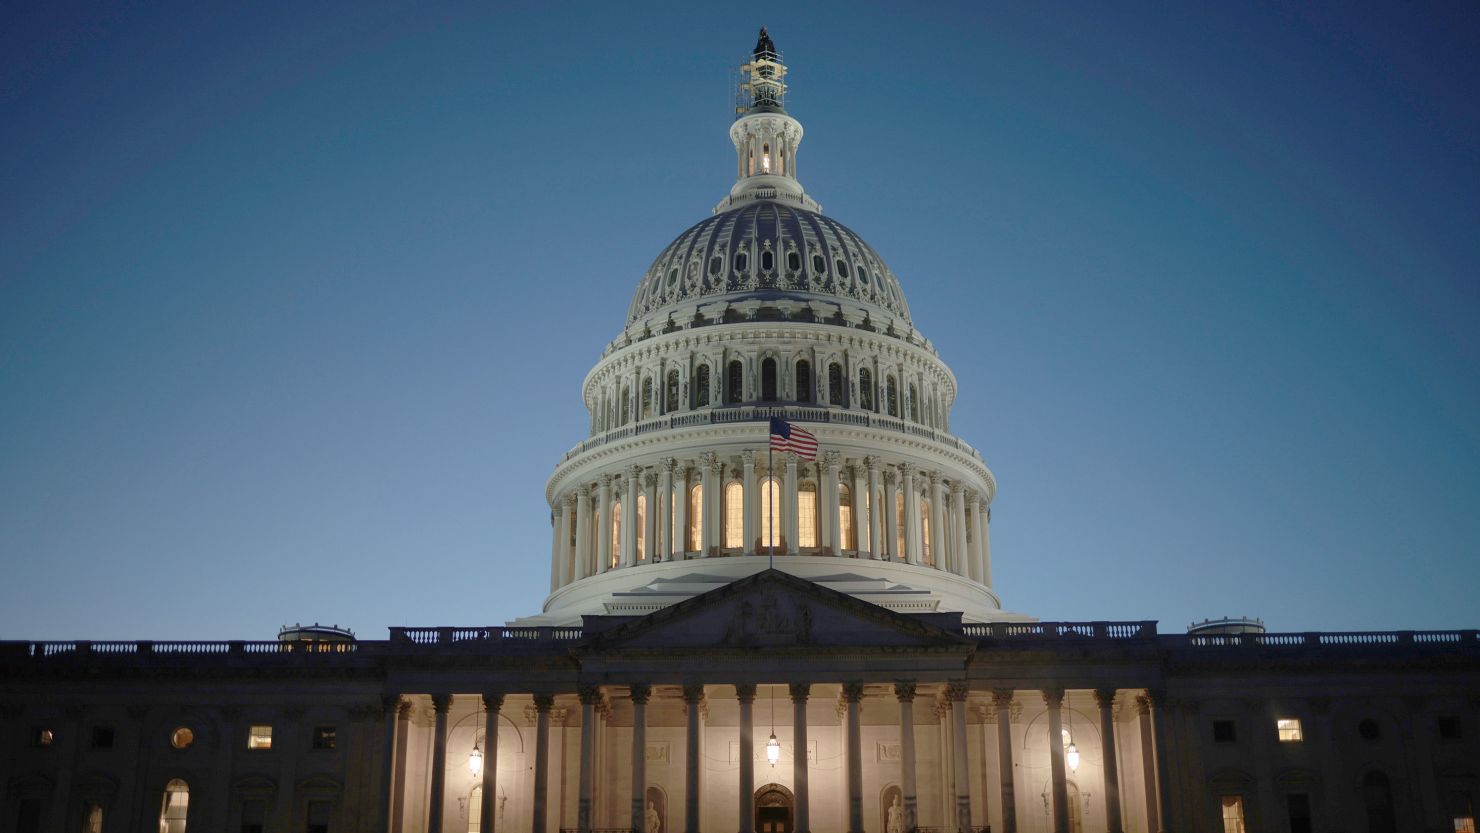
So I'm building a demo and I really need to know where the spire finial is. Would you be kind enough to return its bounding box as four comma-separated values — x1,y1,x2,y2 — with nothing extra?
754,27,776,59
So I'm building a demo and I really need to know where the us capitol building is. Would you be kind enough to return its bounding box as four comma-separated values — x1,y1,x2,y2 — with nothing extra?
4,30,1478,833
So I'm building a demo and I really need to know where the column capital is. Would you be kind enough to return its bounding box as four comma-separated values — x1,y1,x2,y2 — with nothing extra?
1141,688,1167,710
483,693,505,712
928,470,942,487
601,473,617,489
381,694,403,716
662,456,677,473
681,683,706,704
946,681,970,702
1093,688,1117,709
1134,693,1152,716
628,464,643,480
644,471,658,488
949,480,964,496
823,450,841,468
1041,688,1065,708
578,484,592,499
629,684,652,705
894,681,917,702
735,683,757,702
883,469,897,485
564,493,579,509
841,682,865,703
533,693,556,712
789,682,811,703
431,693,452,714
863,455,879,471
577,685,602,705
900,462,917,478
741,449,756,466
991,688,1015,709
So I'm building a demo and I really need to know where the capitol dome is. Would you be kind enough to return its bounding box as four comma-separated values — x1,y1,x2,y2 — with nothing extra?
517,29,1029,628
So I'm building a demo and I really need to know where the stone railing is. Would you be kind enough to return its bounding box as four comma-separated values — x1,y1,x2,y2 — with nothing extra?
1176,630,1480,648
962,621,1159,639
565,405,982,463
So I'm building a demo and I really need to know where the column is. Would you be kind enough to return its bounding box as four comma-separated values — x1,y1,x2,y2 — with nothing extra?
742,450,758,555
791,684,812,833
533,694,555,833
928,473,946,570
597,476,614,573
624,466,641,566
978,502,993,586
675,464,690,558
549,504,563,591
574,487,592,580
1044,689,1069,833
428,694,451,833
683,684,705,833
578,687,598,833
992,690,1018,833
702,452,721,556
950,484,968,577
843,682,865,833
558,497,576,585
896,682,919,833
965,495,982,583
737,685,757,833
850,463,867,555
658,460,674,561
821,451,840,554
949,683,973,833
377,696,400,833
488,695,512,833
784,453,799,555
644,473,658,562
1136,694,1168,833
391,701,412,833
1094,690,1124,833
883,470,900,560
631,685,652,833
865,457,882,559
901,464,920,564
1147,692,1174,833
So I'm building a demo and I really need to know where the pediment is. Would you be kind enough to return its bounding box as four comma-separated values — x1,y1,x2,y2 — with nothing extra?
579,569,970,653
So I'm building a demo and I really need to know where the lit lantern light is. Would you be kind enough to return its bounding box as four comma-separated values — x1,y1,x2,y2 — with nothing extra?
766,732,781,766
1065,741,1080,772
762,153,771,172
469,742,483,777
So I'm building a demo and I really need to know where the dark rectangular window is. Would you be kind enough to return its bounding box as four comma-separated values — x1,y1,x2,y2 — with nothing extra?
16,799,41,833
306,799,331,833
1213,719,1236,742
1287,793,1312,833
1439,716,1462,740
241,799,267,833
91,726,115,748
313,725,337,749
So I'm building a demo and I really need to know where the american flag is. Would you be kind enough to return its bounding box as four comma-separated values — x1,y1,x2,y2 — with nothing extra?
769,417,818,460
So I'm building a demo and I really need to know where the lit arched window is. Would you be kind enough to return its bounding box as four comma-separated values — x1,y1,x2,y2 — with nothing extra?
610,501,622,567
798,483,818,549
886,376,899,417
724,481,744,549
828,363,846,406
688,484,703,552
909,383,920,422
760,476,781,551
641,378,653,420
665,370,680,413
895,493,906,556
838,483,855,551
469,786,483,833
795,360,812,403
921,499,932,565
694,364,711,408
727,360,744,404
761,358,778,401
859,368,874,411
636,495,647,561
159,779,189,833
85,803,103,833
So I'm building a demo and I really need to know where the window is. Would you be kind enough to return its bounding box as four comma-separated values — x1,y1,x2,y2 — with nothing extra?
760,477,781,551
620,386,630,425
812,253,826,274
636,495,647,560
469,786,484,833
836,259,850,279
1213,720,1236,743
306,800,331,833
688,484,703,551
85,802,103,833
727,360,744,403
921,500,932,564
828,363,845,406
32,727,54,746
724,481,744,549
798,483,818,548
838,483,855,551
694,364,710,407
1449,791,1476,833
761,250,774,272
1359,718,1381,741
159,779,190,833
859,368,874,411
91,726,115,748
313,726,337,750
1287,794,1313,833
734,252,748,273
240,800,267,833
908,383,920,422
641,378,653,420
610,501,621,565
761,358,778,401
1440,716,1463,740
15,799,41,833
1362,771,1397,833
172,727,195,749
1220,796,1246,833
787,251,800,272
795,360,812,402
248,725,273,750
665,371,680,413
896,492,906,557
709,256,722,277
886,376,899,417
1276,718,1303,742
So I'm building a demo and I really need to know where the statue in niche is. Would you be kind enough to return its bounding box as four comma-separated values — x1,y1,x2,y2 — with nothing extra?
886,795,904,833
646,800,661,833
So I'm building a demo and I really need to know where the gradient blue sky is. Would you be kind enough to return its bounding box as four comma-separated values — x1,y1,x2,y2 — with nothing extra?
3,2,1477,640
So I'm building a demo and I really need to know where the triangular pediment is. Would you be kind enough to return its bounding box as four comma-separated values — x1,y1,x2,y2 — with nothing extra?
577,569,972,653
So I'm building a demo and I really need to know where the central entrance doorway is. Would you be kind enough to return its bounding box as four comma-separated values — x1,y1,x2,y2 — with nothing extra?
755,784,794,833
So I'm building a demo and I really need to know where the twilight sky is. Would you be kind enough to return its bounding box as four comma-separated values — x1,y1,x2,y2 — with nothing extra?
3,2,1478,640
